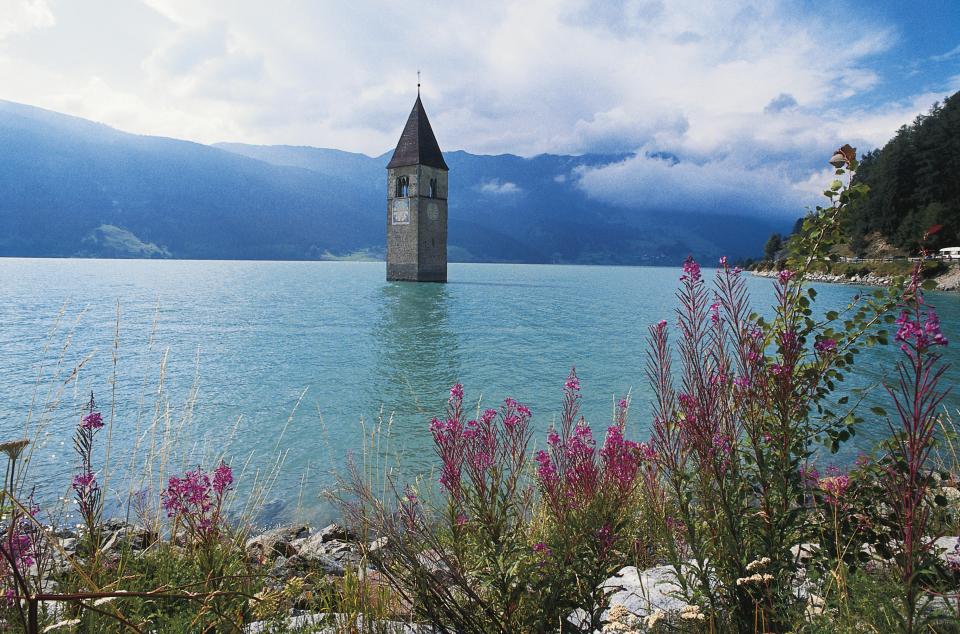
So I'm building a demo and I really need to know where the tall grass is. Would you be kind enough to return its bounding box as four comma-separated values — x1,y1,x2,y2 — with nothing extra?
0,300,303,632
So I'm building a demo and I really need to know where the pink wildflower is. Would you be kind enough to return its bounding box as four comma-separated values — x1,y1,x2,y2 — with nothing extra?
680,256,701,282
800,466,820,484
814,338,837,353
212,461,233,496
596,524,615,555
637,442,657,461
818,474,851,506
895,309,948,351
81,411,103,430
779,330,799,354
532,542,552,560
777,269,794,285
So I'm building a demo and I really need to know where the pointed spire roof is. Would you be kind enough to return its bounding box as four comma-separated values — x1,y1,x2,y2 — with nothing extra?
386,95,448,171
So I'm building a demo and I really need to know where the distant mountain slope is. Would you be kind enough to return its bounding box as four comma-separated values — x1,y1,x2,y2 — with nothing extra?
214,143,785,264
0,100,785,263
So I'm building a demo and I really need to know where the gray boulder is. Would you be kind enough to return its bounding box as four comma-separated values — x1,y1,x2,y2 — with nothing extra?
246,525,310,562
296,533,364,570
316,522,354,543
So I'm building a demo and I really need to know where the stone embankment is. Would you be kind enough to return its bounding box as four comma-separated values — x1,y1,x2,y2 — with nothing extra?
752,269,895,287
753,267,960,291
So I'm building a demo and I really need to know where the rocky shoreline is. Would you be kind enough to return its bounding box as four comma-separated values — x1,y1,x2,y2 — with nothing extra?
751,267,960,291
28,503,960,633
235,515,960,633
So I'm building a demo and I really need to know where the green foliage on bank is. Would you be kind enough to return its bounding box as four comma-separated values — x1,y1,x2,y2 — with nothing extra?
758,91,960,266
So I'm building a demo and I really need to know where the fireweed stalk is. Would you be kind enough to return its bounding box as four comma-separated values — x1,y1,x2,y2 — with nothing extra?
73,393,105,555
428,384,535,631
338,387,540,634
340,378,653,633
161,461,234,547
817,468,853,604
532,369,654,631
645,220,899,629
883,263,951,632
0,439,43,630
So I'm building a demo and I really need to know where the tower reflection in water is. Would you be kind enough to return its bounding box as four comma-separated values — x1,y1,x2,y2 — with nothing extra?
370,281,462,476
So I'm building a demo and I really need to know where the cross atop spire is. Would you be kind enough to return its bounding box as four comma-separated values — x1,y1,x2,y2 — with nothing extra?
417,70,421,96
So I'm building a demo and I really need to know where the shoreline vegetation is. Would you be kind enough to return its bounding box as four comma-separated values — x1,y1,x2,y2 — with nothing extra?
751,92,960,294
1,148,959,633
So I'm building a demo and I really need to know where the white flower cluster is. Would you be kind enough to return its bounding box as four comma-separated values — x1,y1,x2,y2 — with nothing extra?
601,603,642,633
738,555,775,585
736,572,774,586
679,604,706,621
645,609,665,629
745,556,771,571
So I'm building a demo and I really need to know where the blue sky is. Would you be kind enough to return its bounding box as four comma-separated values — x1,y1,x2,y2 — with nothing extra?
816,0,959,108
0,0,957,220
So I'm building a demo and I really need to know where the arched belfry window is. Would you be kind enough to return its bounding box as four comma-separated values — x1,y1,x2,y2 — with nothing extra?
428,178,437,198
395,176,410,197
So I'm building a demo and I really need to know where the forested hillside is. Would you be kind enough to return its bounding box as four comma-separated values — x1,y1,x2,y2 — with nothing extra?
847,91,960,254
756,91,960,263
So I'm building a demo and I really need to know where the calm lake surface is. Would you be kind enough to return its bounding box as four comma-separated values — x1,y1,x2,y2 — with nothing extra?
1,259,958,525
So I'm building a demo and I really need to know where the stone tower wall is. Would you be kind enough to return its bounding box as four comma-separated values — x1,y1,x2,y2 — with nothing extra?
386,164,447,282
416,165,448,282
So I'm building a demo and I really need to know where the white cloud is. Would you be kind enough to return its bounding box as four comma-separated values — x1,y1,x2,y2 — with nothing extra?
931,43,960,62
478,179,522,195
0,0,954,221
575,152,810,219
0,0,53,40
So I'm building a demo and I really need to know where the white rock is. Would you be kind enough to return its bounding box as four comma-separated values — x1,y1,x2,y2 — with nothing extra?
602,565,689,617
933,536,960,564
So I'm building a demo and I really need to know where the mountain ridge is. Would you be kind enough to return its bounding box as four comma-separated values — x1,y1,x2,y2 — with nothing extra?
0,99,787,264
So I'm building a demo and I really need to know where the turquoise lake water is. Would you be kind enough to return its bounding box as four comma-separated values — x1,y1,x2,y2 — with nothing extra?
0,259,958,525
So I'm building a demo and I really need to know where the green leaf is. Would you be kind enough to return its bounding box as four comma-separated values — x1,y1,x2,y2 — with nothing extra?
921,279,938,290
870,406,887,416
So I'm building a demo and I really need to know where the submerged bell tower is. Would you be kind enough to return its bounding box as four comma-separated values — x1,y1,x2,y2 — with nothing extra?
386,86,448,282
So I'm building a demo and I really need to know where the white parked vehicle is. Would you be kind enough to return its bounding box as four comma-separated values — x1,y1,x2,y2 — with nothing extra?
939,246,960,260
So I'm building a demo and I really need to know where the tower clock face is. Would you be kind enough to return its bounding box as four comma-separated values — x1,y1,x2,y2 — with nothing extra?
392,198,410,224
427,202,439,221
